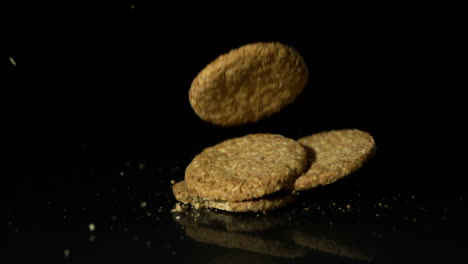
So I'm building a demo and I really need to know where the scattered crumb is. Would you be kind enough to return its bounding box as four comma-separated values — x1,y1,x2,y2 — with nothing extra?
175,216,180,220
140,201,147,208
376,213,380,217
64,248,71,257
138,163,145,170
9,57,17,66
88,223,96,232
346,204,351,209
378,202,382,207
171,203,187,213
170,180,176,185
130,4,135,9
89,235,96,242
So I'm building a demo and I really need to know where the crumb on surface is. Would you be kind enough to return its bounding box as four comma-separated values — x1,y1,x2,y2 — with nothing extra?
64,248,71,257
140,201,147,208
9,57,17,66
88,223,95,232
170,180,176,185
171,203,187,213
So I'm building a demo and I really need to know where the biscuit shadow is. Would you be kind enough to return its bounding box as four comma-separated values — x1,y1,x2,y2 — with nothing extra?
300,144,316,171
172,208,376,262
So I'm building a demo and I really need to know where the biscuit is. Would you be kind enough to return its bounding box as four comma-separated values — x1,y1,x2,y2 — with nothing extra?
185,133,308,201
173,181,296,212
295,129,376,190
189,42,308,126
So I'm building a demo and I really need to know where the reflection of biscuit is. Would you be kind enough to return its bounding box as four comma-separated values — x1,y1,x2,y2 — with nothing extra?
173,181,296,212
172,207,288,232
184,224,307,258
293,231,373,261
189,42,308,126
185,134,308,201
295,129,376,190
210,253,282,264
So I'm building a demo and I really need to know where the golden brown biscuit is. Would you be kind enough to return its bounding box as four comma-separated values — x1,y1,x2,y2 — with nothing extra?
185,133,308,201
173,181,296,213
295,129,376,190
189,42,308,126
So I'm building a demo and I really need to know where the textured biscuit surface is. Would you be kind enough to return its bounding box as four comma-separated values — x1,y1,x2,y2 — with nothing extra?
189,42,308,126
295,129,376,190
173,181,296,212
185,133,308,201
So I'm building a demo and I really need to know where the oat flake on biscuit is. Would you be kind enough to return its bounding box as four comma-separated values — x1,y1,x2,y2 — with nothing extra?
173,181,296,213
189,42,308,126
295,129,376,190
185,133,308,202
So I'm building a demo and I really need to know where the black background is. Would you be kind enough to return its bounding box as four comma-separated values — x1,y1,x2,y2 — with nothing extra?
3,3,468,263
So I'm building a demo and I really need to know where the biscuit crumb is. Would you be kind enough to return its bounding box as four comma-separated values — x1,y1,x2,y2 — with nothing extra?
171,203,187,213
170,180,176,185
64,248,71,257
88,223,95,232
9,57,17,66
140,201,147,208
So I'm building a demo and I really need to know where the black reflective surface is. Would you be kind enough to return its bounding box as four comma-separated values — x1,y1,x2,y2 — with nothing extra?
5,140,468,263
5,3,467,264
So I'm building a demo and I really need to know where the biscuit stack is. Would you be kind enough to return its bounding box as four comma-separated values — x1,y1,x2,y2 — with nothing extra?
173,42,376,212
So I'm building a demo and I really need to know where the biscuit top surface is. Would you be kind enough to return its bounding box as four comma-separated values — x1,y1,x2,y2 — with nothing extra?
189,42,308,126
295,129,376,190
185,133,308,201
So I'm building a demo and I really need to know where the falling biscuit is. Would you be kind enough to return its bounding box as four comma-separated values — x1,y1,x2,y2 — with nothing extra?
295,129,376,190
185,133,308,201
173,181,296,213
189,42,308,126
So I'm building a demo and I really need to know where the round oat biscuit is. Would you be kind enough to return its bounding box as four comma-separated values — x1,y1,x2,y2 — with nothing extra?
189,42,308,126
185,133,308,201
295,129,376,190
173,181,296,213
